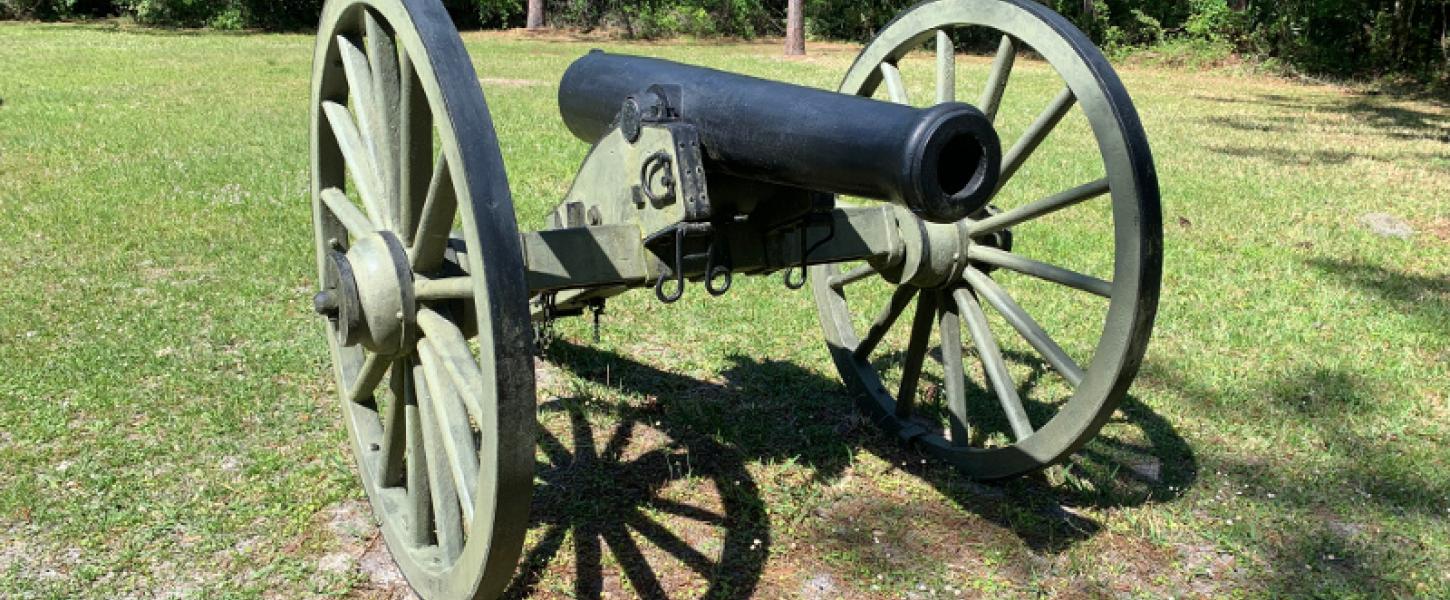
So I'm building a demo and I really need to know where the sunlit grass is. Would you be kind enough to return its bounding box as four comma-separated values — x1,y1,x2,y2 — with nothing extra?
0,22,1446,598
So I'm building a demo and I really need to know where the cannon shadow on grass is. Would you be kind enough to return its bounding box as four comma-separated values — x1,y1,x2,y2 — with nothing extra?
504,338,1196,597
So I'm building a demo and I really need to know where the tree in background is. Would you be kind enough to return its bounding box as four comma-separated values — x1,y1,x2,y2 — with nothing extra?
785,0,804,55
526,0,542,29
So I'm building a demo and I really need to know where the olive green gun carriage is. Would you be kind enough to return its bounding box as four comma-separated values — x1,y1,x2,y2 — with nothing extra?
307,0,1161,596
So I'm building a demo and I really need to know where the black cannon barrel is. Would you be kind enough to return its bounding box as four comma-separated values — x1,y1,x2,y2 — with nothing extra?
558,51,1001,224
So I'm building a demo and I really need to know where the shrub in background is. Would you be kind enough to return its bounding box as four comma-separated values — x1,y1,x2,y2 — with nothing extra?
2,0,115,19
539,0,774,38
803,0,910,42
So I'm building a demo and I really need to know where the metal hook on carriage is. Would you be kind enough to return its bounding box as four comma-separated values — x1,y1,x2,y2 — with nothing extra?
704,235,733,296
654,225,688,303
783,213,836,290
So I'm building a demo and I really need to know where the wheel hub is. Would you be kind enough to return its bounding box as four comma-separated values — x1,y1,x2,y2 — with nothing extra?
314,231,416,354
877,206,1015,288
879,206,970,289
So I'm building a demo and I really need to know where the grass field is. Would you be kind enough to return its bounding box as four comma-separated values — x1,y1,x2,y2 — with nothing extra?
1,19,1447,599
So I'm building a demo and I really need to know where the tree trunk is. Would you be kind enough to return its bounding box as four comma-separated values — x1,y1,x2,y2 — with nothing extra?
785,0,805,56
526,0,544,30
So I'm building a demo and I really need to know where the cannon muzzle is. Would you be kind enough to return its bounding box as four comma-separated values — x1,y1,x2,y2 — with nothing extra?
558,51,1001,224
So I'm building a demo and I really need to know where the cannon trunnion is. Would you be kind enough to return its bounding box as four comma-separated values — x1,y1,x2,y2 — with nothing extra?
306,0,1161,597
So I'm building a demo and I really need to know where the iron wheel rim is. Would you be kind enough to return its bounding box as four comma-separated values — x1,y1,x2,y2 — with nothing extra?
310,0,534,596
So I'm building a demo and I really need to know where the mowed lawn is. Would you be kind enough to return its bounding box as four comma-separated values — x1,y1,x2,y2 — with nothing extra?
1,20,1447,599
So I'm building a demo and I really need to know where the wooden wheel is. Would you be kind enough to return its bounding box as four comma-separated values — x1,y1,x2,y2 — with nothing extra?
309,0,533,597
811,0,1162,480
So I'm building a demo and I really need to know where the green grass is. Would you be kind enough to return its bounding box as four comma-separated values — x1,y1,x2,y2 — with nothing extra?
1,21,1448,599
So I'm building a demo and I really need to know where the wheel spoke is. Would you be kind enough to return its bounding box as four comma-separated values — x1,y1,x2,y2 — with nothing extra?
414,360,464,560
417,342,479,530
937,291,970,445
828,263,877,291
935,30,955,104
963,267,1085,387
414,276,474,301
952,288,1033,442
416,308,486,423
321,100,388,227
854,285,918,361
335,35,391,227
967,245,1112,298
998,87,1076,192
320,187,376,239
364,11,401,226
969,178,1109,237
347,351,390,403
398,46,432,246
409,153,454,272
978,35,1016,122
379,358,411,487
895,291,939,418
880,60,909,104
406,365,433,546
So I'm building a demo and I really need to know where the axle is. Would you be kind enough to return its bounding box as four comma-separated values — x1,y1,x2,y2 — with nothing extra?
558,51,1002,224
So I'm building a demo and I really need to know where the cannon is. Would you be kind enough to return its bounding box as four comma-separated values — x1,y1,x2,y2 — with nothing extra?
308,0,1161,597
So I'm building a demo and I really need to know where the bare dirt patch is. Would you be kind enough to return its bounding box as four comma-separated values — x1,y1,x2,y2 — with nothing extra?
349,536,417,600
1421,217,1450,243
295,499,417,599
1360,212,1415,239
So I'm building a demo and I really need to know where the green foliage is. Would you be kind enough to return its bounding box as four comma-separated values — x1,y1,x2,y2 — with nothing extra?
0,0,1444,87
235,0,324,31
474,0,522,27
803,0,912,42
1184,0,1242,42
1,0,113,19
119,0,219,27
1133,35,1236,69
1235,0,1448,82
2,0,506,30
541,0,775,38
1046,0,1111,42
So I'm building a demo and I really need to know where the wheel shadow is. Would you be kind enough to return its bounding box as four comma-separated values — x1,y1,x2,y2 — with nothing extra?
505,337,1196,596
503,389,769,599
